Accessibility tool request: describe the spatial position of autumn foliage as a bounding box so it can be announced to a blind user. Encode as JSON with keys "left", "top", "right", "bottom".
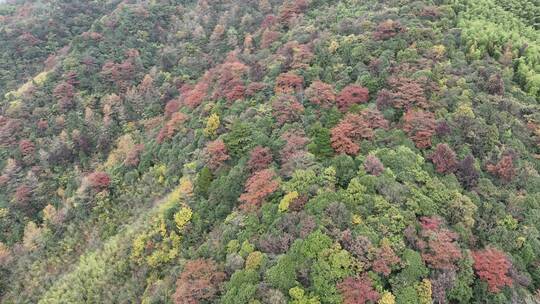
{"left": 182, "top": 57, "right": 249, "bottom": 108}
{"left": 417, "top": 217, "right": 462, "bottom": 271}
{"left": 203, "top": 139, "right": 230, "bottom": 171}
{"left": 211, "top": 59, "right": 249, "bottom": 103}
{"left": 336, "top": 84, "right": 369, "bottom": 111}
{"left": 486, "top": 155, "right": 516, "bottom": 183}
{"left": 100, "top": 50, "right": 140, "bottom": 91}
{"left": 164, "top": 99, "right": 181, "bottom": 117}
{"left": 364, "top": 154, "right": 384, "bottom": 176}
{"left": 472, "top": 248, "right": 513, "bottom": 293}
{"left": 53, "top": 81, "right": 75, "bottom": 110}
{"left": 173, "top": 259, "right": 226, "bottom": 304}
{"left": 157, "top": 112, "right": 188, "bottom": 143}
{"left": 239, "top": 169, "right": 279, "bottom": 210}
{"left": 183, "top": 79, "right": 209, "bottom": 109}
{"left": 14, "top": 184, "right": 32, "bottom": 205}
{"left": 429, "top": 143, "right": 457, "bottom": 173}
{"left": 338, "top": 274, "right": 380, "bottom": 304}
{"left": 277, "top": 0, "right": 308, "bottom": 25}
{"left": 331, "top": 122, "right": 361, "bottom": 155}
{"left": 247, "top": 146, "right": 273, "bottom": 172}
{"left": 372, "top": 240, "right": 400, "bottom": 276}
{"left": 377, "top": 77, "right": 430, "bottom": 110}
{"left": 18, "top": 139, "right": 35, "bottom": 157}
{"left": 403, "top": 110, "right": 436, "bottom": 149}
{"left": 275, "top": 72, "right": 303, "bottom": 95}
{"left": 272, "top": 94, "right": 304, "bottom": 125}
{"left": 261, "top": 29, "right": 280, "bottom": 49}
{"left": 305, "top": 80, "right": 335, "bottom": 108}
{"left": 87, "top": 171, "right": 110, "bottom": 191}
{"left": 373, "top": 19, "right": 405, "bottom": 40}
{"left": 331, "top": 109, "right": 389, "bottom": 155}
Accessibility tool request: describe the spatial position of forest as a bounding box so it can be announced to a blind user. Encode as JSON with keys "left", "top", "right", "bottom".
{"left": 0, "top": 0, "right": 539, "bottom": 303}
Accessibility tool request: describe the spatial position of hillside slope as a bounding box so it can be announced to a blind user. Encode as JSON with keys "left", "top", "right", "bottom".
{"left": 0, "top": 0, "right": 539, "bottom": 303}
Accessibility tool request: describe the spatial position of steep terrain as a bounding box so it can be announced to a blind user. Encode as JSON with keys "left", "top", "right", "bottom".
{"left": 0, "top": 0, "right": 539, "bottom": 303}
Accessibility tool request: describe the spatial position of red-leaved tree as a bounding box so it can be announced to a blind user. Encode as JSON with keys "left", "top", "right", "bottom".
{"left": 486, "top": 155, "right": 516, "bottom": 183}
{"left": 183, "top": 80, "right": 209, "bottom": 109}
{"left": 305, "top": 80, "right": 335, "bottom": 108}
{"left": 239, "top": 169, "right": 279, "bottom": 210}
{"left": 377, "top": 77, "right": 430, "bottom": 110}
{"left": 247, "top": 146, "right": 273, "bottom": 172}
{"left": 19, "top": 140, "right": 35, "bottom": 157}
{"left": 173, "top": 259, "right": 226, "bottom": 304}
{"left": 272, "top": 94, "right": 304, "bottom": 125}
{"left": 331, "top": 110, "right": 388, "bottom": 155}
{"left": 164, "top": 99, "right": 181, "bottom": 117}
{"left": 472, "top": 248, "right": 513, "bottom": 293}
{"left": 261, "top": 29, "right": 280, "bottom": 49}
{"left": 429, "top": 143, "right": 457, "bottom": 174}
{"left": 403, "top": 110, "right": 436, "bottom": 149}
{"left": 417, "top": 217, "right": 462, "bottom": 271}
{"left": 372, "top": 241, "right": 400, "bottom": 276}
{"left": 87, "top": 172, "right": 110, "bottom": 191}
{"left": 331, "top": 122, "right": 360, "bottom": 155}
{"left": 275, "top": 72, "right": 303, "bottom": 95}
{"left": 203, "top": 139, "right": 230, "bottom": 171}
{"left": 338, "top": 274, "right": 380, "bottom": 304}
{"left": 157, "top": 112, "right": 188, "bottom": 143}
{"left": 211, "top": 59, "right": 249, "bottom": 103}
{"left": 53, "top": 81, "right": 75, "bottom": 111}
{"left": 336, "top": 84, "right": 369, "bottom": 111}
{"left": 277, "top": 0, "right": 308, "bottom": 25}
{"left": 14, "top": 184, "right": 32, "bottom": 206}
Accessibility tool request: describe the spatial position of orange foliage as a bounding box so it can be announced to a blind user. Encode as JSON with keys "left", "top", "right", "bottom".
{"left": 377, "top": 77, "right": 430, "bottom": 110}
{"left": 87, "top": 171, "right": 110, "bottom": 191}
{"left": 486, "top": 155, "right": 516, "bottom": 183}
{"left": 417, "top": 217, "right": 462, "bottom": 271}
{"left": 19, "top": 140, "right": 35, "bottom": 157}
{"left": 331, "top": 109, "right": 388, "bottom": 155}
{"left": 157, "top": 112, "right": 188, "bottom": 143}
{"left": 183, "top": 80, "right": 209, "bottom": 109}
{"left": 403, "top": 110, "right": 436, "bottom": 149}
{"left": 429, "top": 143, "right": 457, "bottom": 174}
{"left": 338, "top": 274, "right": 380, "bottom": 304}
{"left": 239, "top": 169, "right": 279, "bottom": 210}
{"left": 336, "top": 84, "right": 369, "bottom": 111}
{"left": 272, "top": 94, "right": 304, "bottom": 125}
{"left": 472, "top": 248, "right": 513, "bottom": 293}
{"left": 173, "top": 259, "right": 226, "bottom": 304}
{"left": 247, "top": 146, "right": 273, "bottom": 172}
{"left": 372, "top": 241, "right": 400, "bottom": 276}
{"left": 331, "top": 122, "right": 360, "bottom": 156}
{"left": 305, "top": 81, "right": 335, "bottom": 108}
{"left": 203, "top": 139, "right": 230, "bottom": 171}
{"left": 275, "top": 72, "right": 303, "bottom": 95}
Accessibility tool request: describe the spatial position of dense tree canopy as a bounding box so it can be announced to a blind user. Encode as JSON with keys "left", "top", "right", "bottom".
{"left": 0, "top": 0, "right": 539, "bottom": 303}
